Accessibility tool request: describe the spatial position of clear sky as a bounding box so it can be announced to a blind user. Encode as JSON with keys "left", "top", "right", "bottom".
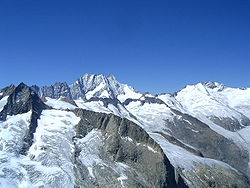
{"left": 0, "top": 0, "right": 249, "bottom": 94}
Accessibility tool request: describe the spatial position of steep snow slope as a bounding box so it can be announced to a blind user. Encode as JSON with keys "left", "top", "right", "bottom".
{"left": 0, "top": 96, "right": 8, "bottom": 112}
{"left": 175, "top": 82, "right": 250, "bottom": 126}
{"left": 124, "top": 100, "right": 174, "bottom": 131}
{"left": 0, "top": 112, "right": 33, "bottom": 187}
{"left": 174, "top": 82, "right": 250, "bottom": 148}
{"left": 0, "top": 110, "right": 80, "bottom": 188}
{"left": 176, "top": 83, "right": 245, "bottom": 119}
{"left": 27, "top": 109, "right": 80, "bottom": 188}
{"left": 45, "top": 97, "right": 77, "bottom": 110}
{"left": 69, "top": 74, "right": 142, "bottom": 100}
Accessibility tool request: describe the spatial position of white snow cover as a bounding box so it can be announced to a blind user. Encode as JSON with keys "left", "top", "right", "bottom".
{"left": 125, "top": 101, "right": 174, "bottom": 132}
{"left": 45, "top": 97, "right": 77, "bottom": 110}
{"left": 0, "top": 111, "right": 33, "bottom": 188}
{"left": 117, "top": 85, "right": 142, "bottom": 103}
{"left": 175, "top": 83, "right": 246, "bottom": 119}
{"left": 74, "top": 99, "right": 140, "bottom": 125}
{"left": 0, "top": 96, "right": 8, "bottom": 112}
{"left": 150, "top": 132, "right": 238, "bottom": 171}
{"left": 0, "top": 111, "right": 32, "bottom": 154}
{"left": 71, "top": 74, "right": 141, "bottom": 101}
{"left": 85, "top": 82, "right": 107, "bottom": 100}
{"left": 157, "top": 94, "right": 183, "bottom": 111}
{"left": 75, "top": 100, "right": 111, "bottom": 114}
{"left": 212, "top": 87, "right": 250, "bottom": 119}
{"left": 0, "top": 109, "right": 80, "bottom": 188}
{"left": 77, "top": 74, "right": 107, "bottom": 93}
{"left": 27, "top": 109, "right": 80, "bottom": 187}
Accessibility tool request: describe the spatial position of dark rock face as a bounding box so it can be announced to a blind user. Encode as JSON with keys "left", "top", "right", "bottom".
{"left": 0, "top": 83, "right": 47, "bottom": 120}
{"left": 69, "top": 80, "right": 86, "bottom": 100}
{"left": 154, "top": 131, "right": 204, "bottom": 157}
{"left": 123, "top": 98, "right": 139, "bottom": 106}
{"left": 202, "top": 81, "right": 226, "bottom": 91}
{"left": 180, "top": 163, "right": 250, "bottom": 188}
{"left": 123, "top": 97, "right": 167, "bottom": 106}
{"left": 59, "top": 96, "right": 78, "bottom": 107}
{"left": 142, "top": 97, "right": 166, "bottom": 105}
{"left": 69, "top": 74, "right": 118, "bottom": 100}
{"left": 30, "top": 85, "right": 40, "bottom": 95}
{"left": 87, "top": 97, "right": 120, "bottom": 108}
{"left": 165, "top": 109, "right": 249, "bottom": 175}
{"left": 73, "top": 109, "right": 184, "bottom": 188}
{"left": 40, "top": 82, "right": 72, "bottom": 99}
{"left": 0, "top": 85, "right": 15, "bottom": 100}
{"left": 0, "top": 83, "right": 48, "bottom": 154}
{"left": 208, "top": 116, "right": 250, "bottom": 131}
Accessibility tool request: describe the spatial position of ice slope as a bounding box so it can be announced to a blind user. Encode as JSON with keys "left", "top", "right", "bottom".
{"left": 44, "top": 96, "right": 141, "bottom": 127}
{"left": 116, "top": 85, "right": 142, "bottom": 103}
{"left": 125, "top": 100, "right": 174, "bottom": 132}
{"left": 0, "top": 111, "right": 33, "bottom": 188}
{"left": 175, "top": 83, "right": 247, "bottom": 120}
{"left": 157, "top": 94, "right": 183, "bottom": 111}
{"left": 208, "top": 86, "right": 250, "bottom": 119}
{"left": 27, "top": 109, "right": 80, "bottom": 187}
{"left": 0, "top": 96, "right": 8, "bottom": 112}
{"left": 0, "top": 110, "right": 80, "bottom": 188}
{"left": 45, "top": 97, "right": 77, "bottom": 110}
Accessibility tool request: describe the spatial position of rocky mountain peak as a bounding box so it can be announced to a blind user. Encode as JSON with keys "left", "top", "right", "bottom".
{"left": 33, "top": 73, "right": 139, "bottom": 101}
{"left": 0, "top": 83, "right": 48, "bottom": 120}
{"left": 202, "top": 81, "right": 226, "bottom": 91}
{"left": 78, "top": 73, "right": 108, "bottom": 92}
{"left": 107, "top": 73, "right": 116, "bottom": 80}
{"left": 39, "top": 82, "right": 72, "bottom": 99}
{"left": 69, "top": 73, "right": 134, "bottom": 100}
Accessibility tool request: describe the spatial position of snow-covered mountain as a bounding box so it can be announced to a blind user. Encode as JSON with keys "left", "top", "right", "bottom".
{"left": 0, "top": 74, "right": 250, "bottom": 188}
{"left": 38, "top": 74, "right": 141, "bottom": 101}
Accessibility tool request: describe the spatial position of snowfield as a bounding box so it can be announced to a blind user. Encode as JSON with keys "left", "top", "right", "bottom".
{"left": 0, "top": 96, "right": 8, "bottom": 112}
{"left": 0, "top": 110, "right": 80, "bottom": 188}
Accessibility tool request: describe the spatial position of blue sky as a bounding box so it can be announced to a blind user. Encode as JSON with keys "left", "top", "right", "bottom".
{"left": 0, "top": 0, "right": 249, "bottom": 94}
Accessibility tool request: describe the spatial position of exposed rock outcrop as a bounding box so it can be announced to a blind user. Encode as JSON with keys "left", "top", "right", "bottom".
{"left": 0, "top": 83, "right": 49, "bottom": 154}
{"left": 73, "top": 109, "right": 183, "bottom": 188}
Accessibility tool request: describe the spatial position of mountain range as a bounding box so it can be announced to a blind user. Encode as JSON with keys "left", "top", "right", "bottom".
{"left": 0, "top": 73, "right": 250, "bottom": 188}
